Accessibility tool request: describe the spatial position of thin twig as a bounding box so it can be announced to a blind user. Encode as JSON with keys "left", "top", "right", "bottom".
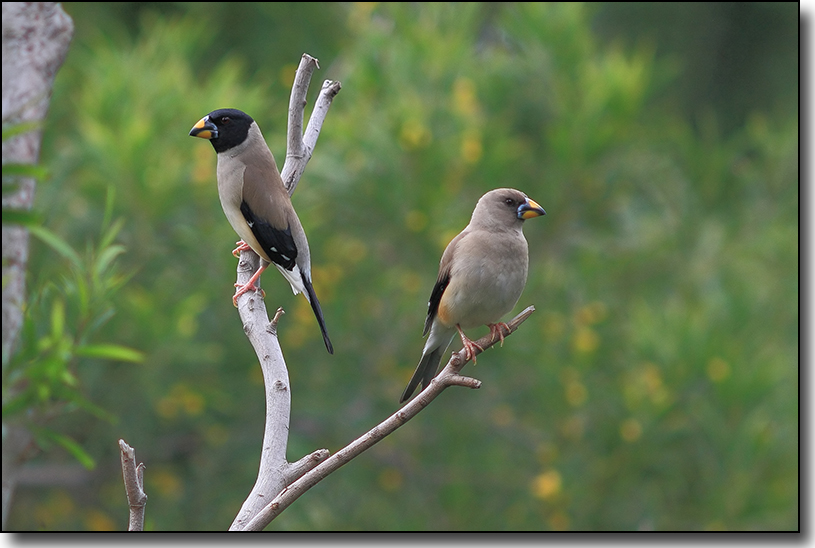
{"left": 281, "top": 54, "right": 342, "bottom": 195}
{"left": 119, "top": 439, "right": 147, "bottom": 531}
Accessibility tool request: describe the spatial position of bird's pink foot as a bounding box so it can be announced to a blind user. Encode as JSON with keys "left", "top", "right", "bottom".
{"left": 232, "top": 282, "right": 266, "bottom": 307}
{"left": 456, "top": 324, "right": 484, "bottom": 364}
{"left": 232, "top": 240, "right": 252, "bottom": 258}
{"left": 488, "top": 322, "right": 510, "bottom": 346}
{"left": 232, "top": 264, "right": 267, "bottom": 307}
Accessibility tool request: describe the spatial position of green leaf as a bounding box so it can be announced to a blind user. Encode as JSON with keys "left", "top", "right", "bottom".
{"left": 36, "top": 382, "right": 51, "bottom": 401}
{"left": 2, "top": 120, "right": 42, "bottom": 141}
{"left": 0, "top": 209, "right": 42, "bottom": 226}
{"left": 28, "top": 224, "right": 83, "bottom": 269}
{"left": 75, "top": 344, "right": 144, "bottom": 363}
{"left": 94, "top": 244, "right": 126, "bottom": 280}
{"left": 1, "top": 162, "right": 49, "bottom": 181}
{"left": 50, "top": 299, "right": 66, "bottom": 340}
{"left": 99, "top": 217, "right": 125, "bottom": 251}
{"left": 61, "top": 369, "right": 78, "bottom": 387}
{"left": 32, "top": 427, "right": 96, "bottom": 470}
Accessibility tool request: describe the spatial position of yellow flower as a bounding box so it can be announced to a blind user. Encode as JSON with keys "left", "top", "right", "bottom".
{"left": 572, "top": 326, "right": 599, "bottom": 354}
{"left": 399, "top": 118, "right": 432, "bottom": 150}
{"left": 452, "top": 77, "right": 479, "bottom": 117}
{"left": 532, "top": 469, "right": 562, "bottom": 500}
{"left": 575, "top": 301, "right": 607, "bottom": 325}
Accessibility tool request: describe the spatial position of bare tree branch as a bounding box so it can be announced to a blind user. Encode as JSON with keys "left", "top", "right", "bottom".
{"left": 241, "top": 306, "right": 537, "bottom": 531}
{"left": 229, "top": 54, "right": 340, "bottom": 531}
{"left": 119, "top": 440, "right": 147, "bottom": 532}
{"left": 281, "top": 53, "right": 342, "bottom": 195}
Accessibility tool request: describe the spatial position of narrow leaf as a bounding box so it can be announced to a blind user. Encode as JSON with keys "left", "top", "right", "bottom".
{"left": 50, "top": 299, "right": 66, "bottom": 340}
{"left": 94, "top": 244, "right": 126, "bottom": 279}
{"left": 2, "top": 120, "right": 42, "bottom": 140}
{"left": 28, "top": 224, "right": 83, "bottom": 269}
{"left": 1, "top": 209, "right": 42, "bottom": 226}
{"left": 75, "top": 344, "right": 144, "bottom": 363}
{"left": 33, "top": 428, "right": 96, "bottom": 470}
{"left": 98, "top": 217, "right": 125, "bottom": 250}
{"left": 2, "top": 163, "right": 49, "bottom": 180}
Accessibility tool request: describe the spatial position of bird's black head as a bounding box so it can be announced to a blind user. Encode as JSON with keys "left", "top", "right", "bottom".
{"left": 189, "top": 108, "right": 255, "bottom": 153}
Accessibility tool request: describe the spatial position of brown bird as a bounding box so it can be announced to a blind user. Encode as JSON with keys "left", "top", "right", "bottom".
{"left": 190, "top": 108, "right": 333, "bottom": 354}
{"left": 400, "top": 188, "right": 545, "bottom": 403}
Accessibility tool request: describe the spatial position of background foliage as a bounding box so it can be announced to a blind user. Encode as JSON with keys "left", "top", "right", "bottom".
{"left": 5, "top": 2, "right": 798, "bottom": 531}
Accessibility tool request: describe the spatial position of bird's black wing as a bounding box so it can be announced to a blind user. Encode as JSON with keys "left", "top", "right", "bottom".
{"left": 423, "top": 270, "right": 449, "bottom": 337}
{"left": 240, "top": 200, "right": 298, "bottom": 271}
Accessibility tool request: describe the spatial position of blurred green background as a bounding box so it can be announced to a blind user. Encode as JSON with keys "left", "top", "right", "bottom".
{"left": 4, "top": 2, "right": 798, "bottom": 531}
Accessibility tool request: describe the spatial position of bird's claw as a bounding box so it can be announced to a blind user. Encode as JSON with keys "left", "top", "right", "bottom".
{"left": 462, "top": 338, "right": 485, "bottom": 364}
{"left": 232, "top": 240, "right": 252, "bottom": 258}
{"left": 488, "top": 322, "right": 510, "bottom": 347}
{"left": 456, "top": 325, "right": 484, "bottom": 364}
{"left": 232, "top": 281, "right": 265, "bottom": 307}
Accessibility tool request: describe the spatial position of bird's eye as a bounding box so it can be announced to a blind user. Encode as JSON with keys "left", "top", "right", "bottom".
{"left": 222, "top": 117, "right": 231, "bottom": 125}
{"left": 505, "top": 198, "right": 515, "bottom": 207}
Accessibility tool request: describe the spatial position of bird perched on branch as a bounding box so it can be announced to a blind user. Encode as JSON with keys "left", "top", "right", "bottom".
{"left": 400, "top": 188, "right": 545, "bottom": 403}
{"left": 189, "top": 108, "right": 333, "bottom": 354}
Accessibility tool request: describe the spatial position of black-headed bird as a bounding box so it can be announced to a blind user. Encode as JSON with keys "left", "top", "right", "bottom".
{"left": 190, "top": 108, "right": 333, "bottom": 354}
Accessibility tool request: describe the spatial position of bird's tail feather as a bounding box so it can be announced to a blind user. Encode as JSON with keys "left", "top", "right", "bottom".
{"left": 399, "top": 346, "right": 445, "bottom": 404}
{"left": 303, "top": 276, "right": 333, "bottom": 354}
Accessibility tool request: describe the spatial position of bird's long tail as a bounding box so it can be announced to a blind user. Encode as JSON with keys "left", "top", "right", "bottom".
{"left": 302, "top": 275, "right": 333, "bottom": 354}
{"left": 400, "top": 345, "right": 446, "bottom": 403}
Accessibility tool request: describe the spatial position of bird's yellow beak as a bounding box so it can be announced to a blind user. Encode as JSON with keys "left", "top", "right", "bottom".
{"left": 518, "top": 198, "right": 546, "bottom": 219}
{"left": 189, "top": 116, "right": 219, "bottom": 140}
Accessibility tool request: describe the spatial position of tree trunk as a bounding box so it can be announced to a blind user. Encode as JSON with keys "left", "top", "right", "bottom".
{"left": 1, "top": 1, "right": 74, "bottom": 529}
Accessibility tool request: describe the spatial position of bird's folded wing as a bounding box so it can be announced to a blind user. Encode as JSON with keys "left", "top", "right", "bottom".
{"left": 240, "top": 164, "right": 299, "bottom": 271}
